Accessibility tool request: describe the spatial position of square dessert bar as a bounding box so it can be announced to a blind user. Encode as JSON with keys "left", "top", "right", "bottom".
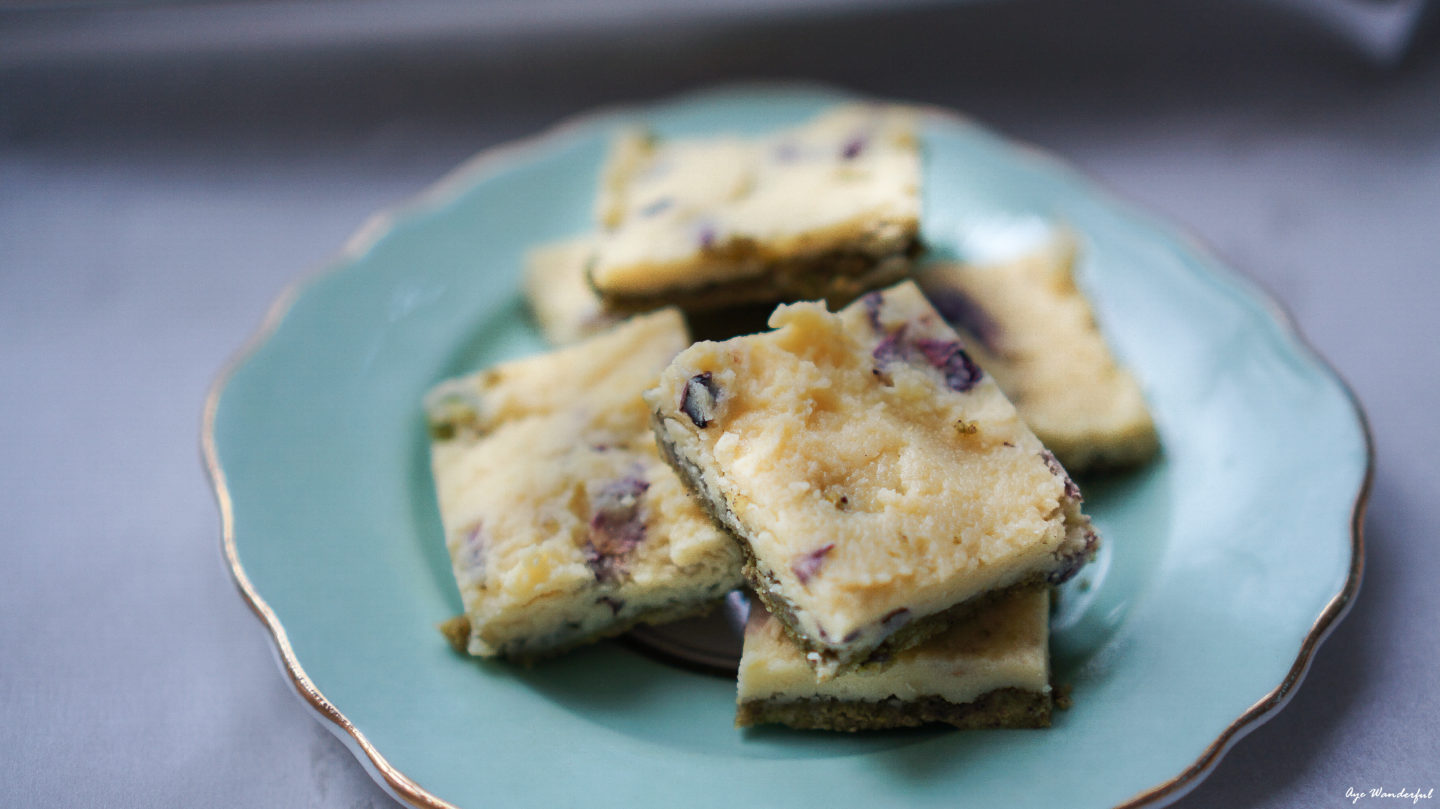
{"left": 522, "top": 235, "right": 622, "bottom": 346}
{"left": 646, "top": 281, "right": 1096, "bottom": 677}
{"left": 916, "top": 229, "right": 1158, "bottom": 471}
{"left": 737, "top": 588, "right": 1052, "bottom": 731}
{"left": 521, "top": 234, "right": 775, "bottom": 347}
{"left": 425, "top": 309, "right": 743, "bottom": 661}
{"left": 588, "top": 104, "right": 923, "bottom": 313}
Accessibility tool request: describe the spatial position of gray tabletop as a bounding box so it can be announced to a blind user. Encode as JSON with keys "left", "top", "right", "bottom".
{"left": 3, "top": 2, "right": 1437, "bottom": 806}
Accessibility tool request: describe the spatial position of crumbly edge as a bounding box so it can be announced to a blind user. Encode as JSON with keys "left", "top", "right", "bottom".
{"left": 735, "top": 687, "right": 1052, "bottom": 731}
{"left": 744, "top": 555, "right": 1056, "bottom": 677}
{"left": 653, "top": 408, "right": 1094, "bottom": 677}
{"left": 438, "top": 591, "right": 727, "bottom": 665}
{"left": 593, "top": 235, "right": 922, "bottom": 315}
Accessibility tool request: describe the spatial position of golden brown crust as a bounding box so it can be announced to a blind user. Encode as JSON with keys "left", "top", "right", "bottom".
{"left": 438, "top": 615, "right": 472, "bottom": 654}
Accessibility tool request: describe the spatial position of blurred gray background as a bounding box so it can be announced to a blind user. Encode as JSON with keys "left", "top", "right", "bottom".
{"left": 3, "top": 1, "right": 1438, "bottom": 806}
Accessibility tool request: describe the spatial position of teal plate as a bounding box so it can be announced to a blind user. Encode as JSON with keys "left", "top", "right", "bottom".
{"left": 203, "top": 85, "right": 1370, "bottom": 809}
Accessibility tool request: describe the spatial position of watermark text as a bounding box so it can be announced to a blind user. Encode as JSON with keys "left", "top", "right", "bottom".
{"left": 1346, "top": 787, "right": 1434, "bottom": 806}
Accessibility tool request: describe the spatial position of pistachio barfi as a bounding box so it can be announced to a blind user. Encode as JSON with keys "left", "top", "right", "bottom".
{"left": 916, "top": 229, "right": 1158, "bottom": 471}
{"left": 589, "top": 104, "right": 923, "bottom": 313}
{"left": 522, "top": 235, "right": 621, "bottom": 345}
{"left": 426, "top": 309, "right": 743, "bottom": 661}
{"left": 736, "top": 588, "right": 1052, "bottom": 731}
{"left": 646, "top": 281, "right": 1096, "bottom": 677}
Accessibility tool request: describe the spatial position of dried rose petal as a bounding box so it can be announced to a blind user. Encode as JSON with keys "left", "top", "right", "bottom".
{"left": 461, "top": 522, "right": 486, "bottom": 577}
{"left": 583, "top": 475, "right": 649, "bottom": 583}
{"left": 791, "top": 543, "right": 835, "bottom": 585}
{"left": 914, "top": 338, "right": 983, "bottom": 392}
{"left": 879, "top": 608, "right": 912, "bottom": 638}
{"left": 871, "top": 325, "right": 908, "bottom": 366}
{"left": 871, "top": 327, "right": 982, "bottom": 393}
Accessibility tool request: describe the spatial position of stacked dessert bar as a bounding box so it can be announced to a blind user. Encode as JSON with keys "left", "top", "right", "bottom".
{"left": 427, "top": 309, "right": 744, "bottom": 661}
{"left": 428, "top": 104, "right": 1157, "bottom": 731}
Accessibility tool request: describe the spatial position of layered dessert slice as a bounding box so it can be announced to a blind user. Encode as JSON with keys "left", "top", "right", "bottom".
{"left": 522, "top": 235, "right": 621, "bottom": 346}
{"left": 646, "top": 281, "right": 1096, "bottom": 677}
{"left": 736, "top": 588, "right": 1052, "bottom": 731}
{"left": 521, "top": 234, "right": 777, "bottom": 346}
{"left": 426, "top": 309, "right": 743, "bottom": 661}
{"left": 588, "top": 104, "right": 923, "bottom": 313}
{"left": 916, "top": 228, "right": 1158, "bottom": 471}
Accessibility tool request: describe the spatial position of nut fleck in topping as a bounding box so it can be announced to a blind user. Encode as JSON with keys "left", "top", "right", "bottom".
{"left": 423, "top": 383, "right": 485, "bottom": 440}
{"left": 1048, "top": 527, "right": 1100, "bottom": 584}
{"left": 680, "top": 372, "right": 721, "bottom": 428}
{"left": 1040, "top": 449, "right": 1082, "bottom": 502}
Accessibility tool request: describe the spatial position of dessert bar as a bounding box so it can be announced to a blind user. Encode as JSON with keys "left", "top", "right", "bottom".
{"left": 736, "top": 588, "right": 1052, "bottom": 731}
{"left": 589, "top": 104, "right": 922, "bottom": 313}
{"left": 647, "top": 281, "right": 1096, "bottom": 677}
{"left": 427, "top": 309, "right": 743, "bottom": 660}
{"left": 917, "top": 230, "right": 1158, "bottom": 471}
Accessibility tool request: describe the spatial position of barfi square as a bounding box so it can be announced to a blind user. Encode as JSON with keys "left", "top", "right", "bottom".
{"left": 522, "top": 235, "right": 621, "bottom": 346}
{"left": 588, "top": 104, "right": 923, "bottom": 313}
{"left": 917, "top": 228, "right": 1158, "bottom": 471}
{"left": 646, "top": 281, "right": 1096, "bottom": 677}
{"left": 426, "top": 309, "right": 743, "bottom": 661}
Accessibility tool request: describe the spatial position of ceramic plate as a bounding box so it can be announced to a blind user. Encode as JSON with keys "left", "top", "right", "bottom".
{"left": 204, "top": 85, "right": 1369, "bottom": 809}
